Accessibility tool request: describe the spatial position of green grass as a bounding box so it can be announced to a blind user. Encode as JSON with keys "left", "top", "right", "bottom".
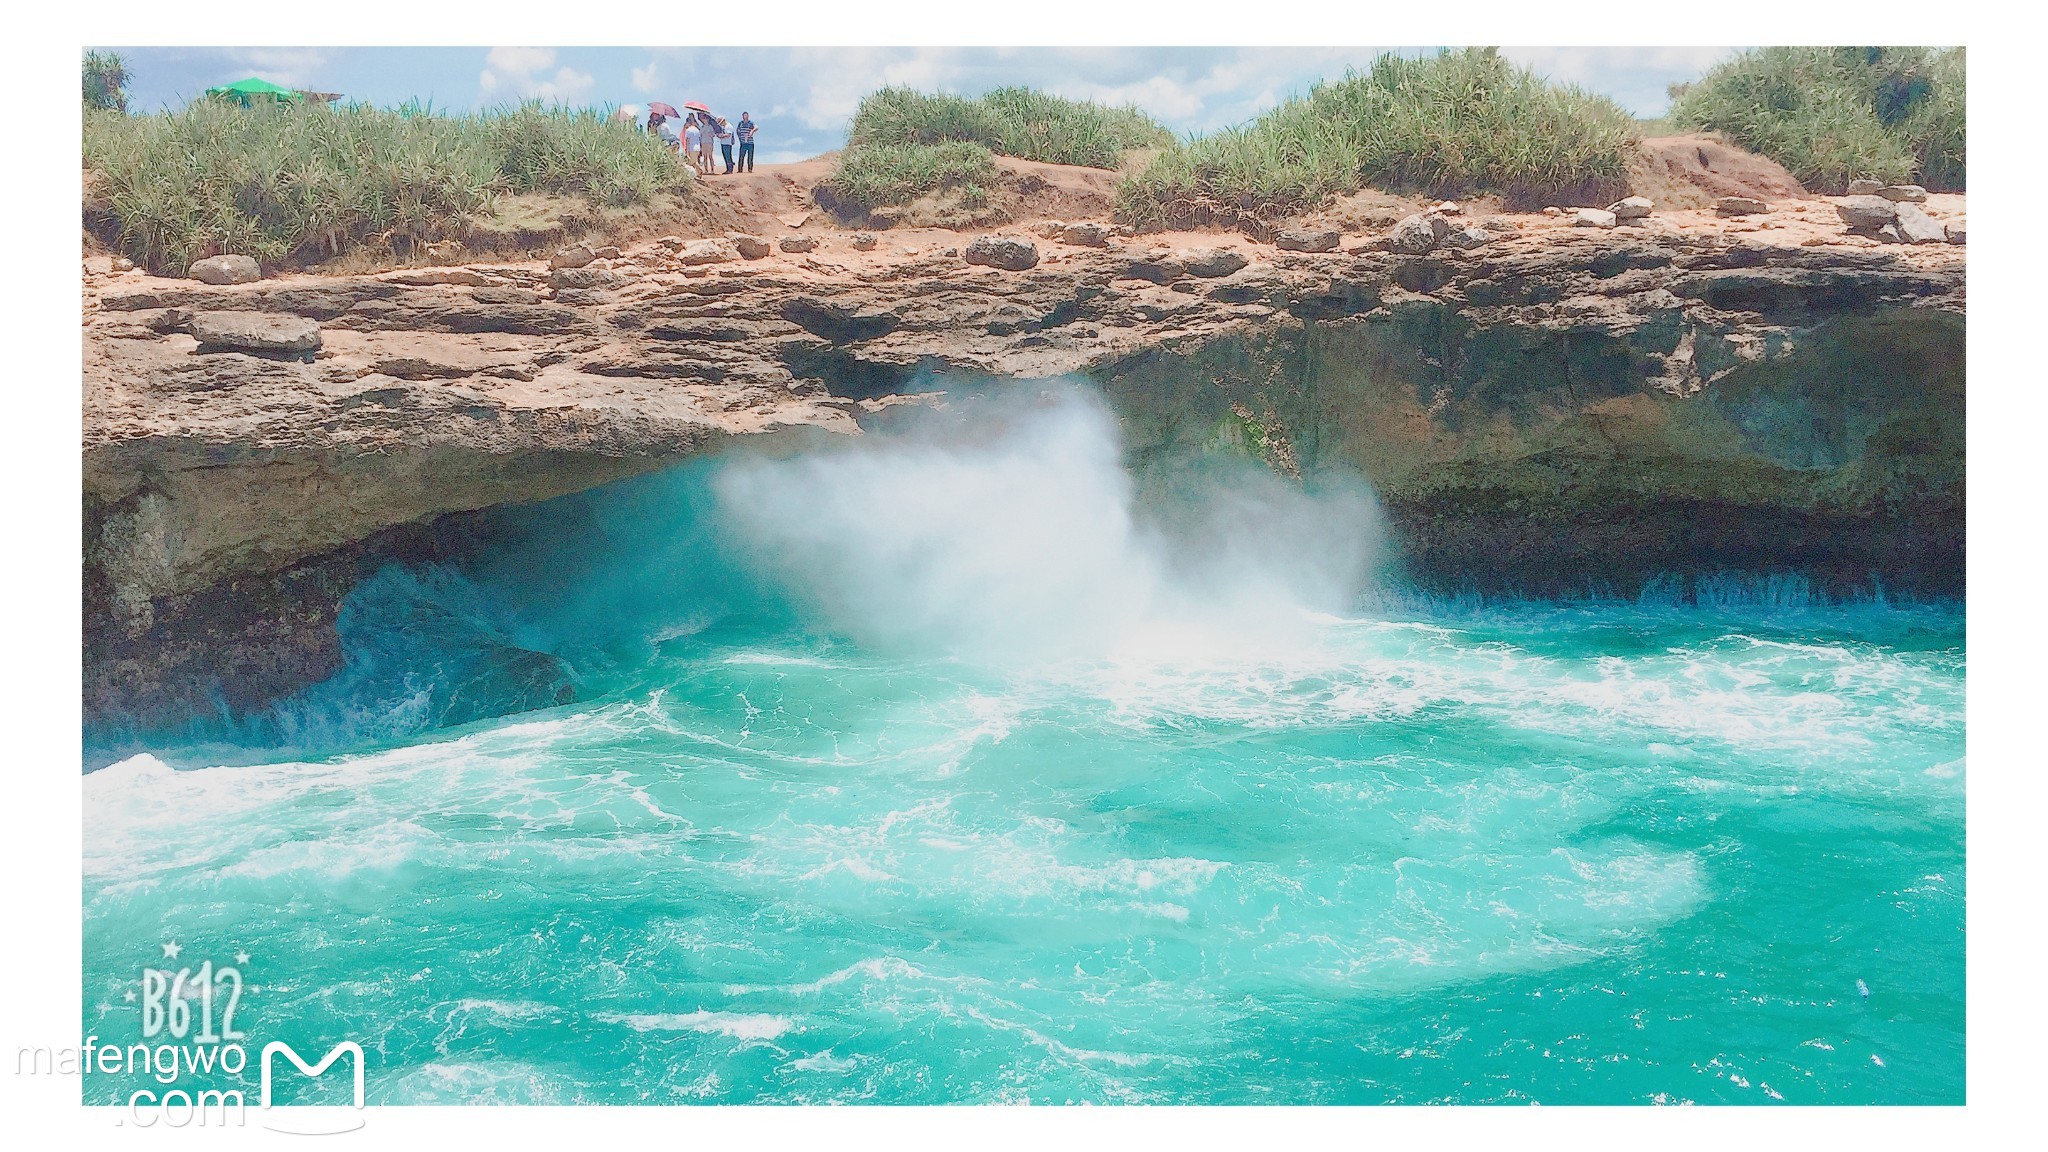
{"left": 1114, "top": 48, "right": 1641, "bottom": 232}
{"left": 83, "top": 99, "right": 695, "bottom": 272}
{"left": 1667, "top": 47, "right": 1965, "bottom": 193}
{"left": 846, "top": 85, "right": 1172, "bottom": 169}
{"left": 817, "top": 141, "right": 1000, "bottom": 215}
{"left": 817, "top": 86, "right": 1172, "bottom": 215}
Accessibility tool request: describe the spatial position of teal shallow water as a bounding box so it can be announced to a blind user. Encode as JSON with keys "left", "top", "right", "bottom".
{"left": 83, "top": 597, "right": 1963, "bottom": 1104}
{"left": 80, "top": 394, "right": 1965, "bottom": 1104}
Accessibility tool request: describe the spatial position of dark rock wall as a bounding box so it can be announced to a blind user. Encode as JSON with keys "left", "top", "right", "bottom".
{"left": 1095, "top": 307, "right": 1963, "bottom": 597}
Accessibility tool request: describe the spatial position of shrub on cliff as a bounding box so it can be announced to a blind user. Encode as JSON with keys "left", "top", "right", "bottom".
{"left": 1668, "top": 47, "right": 1965, "bottom": 193}
{"left": 83, "top": 50, "right": 128, "bottom": 112}
{"left": 83, "top": 99, "right": 695, "bottom": 272}
{"left": 816, "top": 86, "right": 1171, "bottom": 215}
{"left": 1113, "top": 48, "right": 1641, "bottom": 232}
{"left": 816, "top": 140, "right": 1001, "bottom": 216}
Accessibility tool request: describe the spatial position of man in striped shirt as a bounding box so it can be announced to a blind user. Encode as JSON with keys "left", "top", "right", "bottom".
{"left": 735, "top": 113, "right": 757, "bottom": 172}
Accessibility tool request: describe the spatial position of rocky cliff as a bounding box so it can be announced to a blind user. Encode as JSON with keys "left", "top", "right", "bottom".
{"left": 83, "top": 209, "right": 1965, "bottom": 736}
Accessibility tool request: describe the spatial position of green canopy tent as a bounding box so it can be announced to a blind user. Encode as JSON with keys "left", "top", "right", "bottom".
{"left": 205, "top": 77, "right": 304, "bottom": 106}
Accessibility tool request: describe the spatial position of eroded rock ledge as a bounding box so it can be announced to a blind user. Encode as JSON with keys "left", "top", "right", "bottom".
{"left": 83, "top": 227, "right": 1965, "bottom": 733}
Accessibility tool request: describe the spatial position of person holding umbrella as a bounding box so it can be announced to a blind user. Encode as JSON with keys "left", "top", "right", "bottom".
{"left": 682, "top": 101, "right": 718, "bottom": 175}
{"left": 682, "top": 114, "right": 707, "bottom": 173}
{"left": 646, "top": 102, "right": 683, "bottom": 152}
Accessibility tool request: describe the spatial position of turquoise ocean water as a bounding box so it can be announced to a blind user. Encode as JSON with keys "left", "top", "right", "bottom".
{"left": 82, "top": 391, "right": 1964, "bottom": 1105}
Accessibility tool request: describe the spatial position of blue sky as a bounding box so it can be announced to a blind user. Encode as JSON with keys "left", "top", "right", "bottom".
{"left": 98, "top": 46, "right": 1739, "bottom": 165}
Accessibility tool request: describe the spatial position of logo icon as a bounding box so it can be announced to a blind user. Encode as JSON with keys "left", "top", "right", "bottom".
{"left": 259, "top": 1041, "right": 366, "bottom": 1134}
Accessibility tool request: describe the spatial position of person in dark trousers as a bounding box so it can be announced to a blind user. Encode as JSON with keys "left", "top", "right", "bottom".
{"left": 714, "top": 116, "right": 735, "bottom": 174}
{"left": 735, "top": 112, "right": 757, "bottom": 172}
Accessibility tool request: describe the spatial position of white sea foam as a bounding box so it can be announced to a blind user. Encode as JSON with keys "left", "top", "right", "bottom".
{"left": 596, "top": 1010, "right": 795, "bottom": 1040}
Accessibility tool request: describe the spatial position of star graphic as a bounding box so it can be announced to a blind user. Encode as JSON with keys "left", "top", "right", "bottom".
{"left": 162, "top": 941, "right": 181, "bottom": 961}
{"left": 234, "top": 951, "right": 250, "bottom": 966}
{"left": 124, "top": 989, "right": 136, "bottom": 1002}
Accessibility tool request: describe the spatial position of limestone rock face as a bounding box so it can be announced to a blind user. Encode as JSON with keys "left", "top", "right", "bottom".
{"left": 188, "top": 255, "right": 262, "bottom": 285}
{"left": 82, "top": 221, "right": 1966, "bottom": 740}
{"left": 550, "top": 266, "right": 625, "bottom": 289}
{"left": 1879, "top": 185, "right": 1929, "bottom": 202}
{"left": 1275, "top": 226, "right": 1341, "bottom": 253}
{"left": 1608, "top": 196, "right": 1654, "bottom": 219}
{"left": 189, "top": 311, "right": 321, "bottom": 356}
{"left": 1575, "top": 208, "right": 1618, "bottom": 229}
{"left": 963, "top": 235, "right": 1040, "bottom": 271}
{"left": 1837, "top": 196, "right": 1900, "bottom": 230}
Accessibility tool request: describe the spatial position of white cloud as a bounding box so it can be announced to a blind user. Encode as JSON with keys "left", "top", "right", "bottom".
{"left": 479, "top": 46, "right": 595, "bottom": 103}
{"left": 222, "top": 48, "right": 331, "bottom": 90}
{"left": 1502, "top": 47, "right": 1742, "bottom": 114}
{"left": 632, "top": 61, "right": 661, "bottom": 95}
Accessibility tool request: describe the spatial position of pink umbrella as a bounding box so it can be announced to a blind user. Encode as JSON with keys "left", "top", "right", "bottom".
{"left": 681, "top": 101, "right": 711, "bottom": 114}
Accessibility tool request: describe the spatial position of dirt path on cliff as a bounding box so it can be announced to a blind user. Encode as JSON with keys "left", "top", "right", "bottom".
{"left": 654, "top": 137, "right": 1958, "bottom": 282}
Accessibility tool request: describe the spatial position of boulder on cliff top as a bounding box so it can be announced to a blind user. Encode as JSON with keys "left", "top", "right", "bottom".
{"left": 964, "top": 235, "right": 1041, "bottom": 271}
{"left": 779, "top": 234, "right": 819, "bottom": 253}
{"left": 678, "top": 239, "right": 740, "bottom": 265}
{"left": 1389, "top": 212, "right": 1450, "bottom": 254}
{"left": 1945, "top": 220, "right": 1967, "bottom": 245}
{"left": 1179, "top": 248, "right": 1250, "bottom": 278}
{"left": 1574, "top": 208, "right": 1618, "bottom": 229}
{"left": 1275, "top": 226, "right": 1341, "bottom": 253}
{"left": 730, "top": 234, "right": 771, "bottom": 260}
{"left": 1836, "top": 195, "right": 1899, "bottom": 230}
{"left": 1443, "top": 225, "right": 1495, "bottom": 250}
{"left": 190, "top": 311, "right": 320, "bottom": 356}
{"left": 1060, "top": 222, "right": 1111, "bottom": 248}
{"left": 188, "top": 255, "right": 262, "bottom": 285}
{"left": 1847, "top": 179, "right": 1885, "bottom": 196}
{"left": 1608, "top": 196, "right": 1654, "bottom": 219}
{"left": 549, "top": 245, "right": 596, "bottom": 270}
{"left": 850, "top": 232, "right": 879, "bottom": 251}
{"left": 1879, "top": 185, "right": 1929, "bottom": 203}
{"left": 1124, "top": 258, "right": 1183, "bottom": 283}
{"left": 1714, "top": 196, "right": 1769, "bottom": 216}
{"left": 1894, "top": 203, "right": 1948, "bottom": 245}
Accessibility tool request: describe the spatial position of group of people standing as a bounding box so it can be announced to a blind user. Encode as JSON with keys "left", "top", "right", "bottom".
{"left": 645, "top": 106, "right": 757, "bottom": 175}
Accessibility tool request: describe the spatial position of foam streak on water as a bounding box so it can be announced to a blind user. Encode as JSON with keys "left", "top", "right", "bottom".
{"left": 81, "top": 386, "right": 1964, "bottom": 1105}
